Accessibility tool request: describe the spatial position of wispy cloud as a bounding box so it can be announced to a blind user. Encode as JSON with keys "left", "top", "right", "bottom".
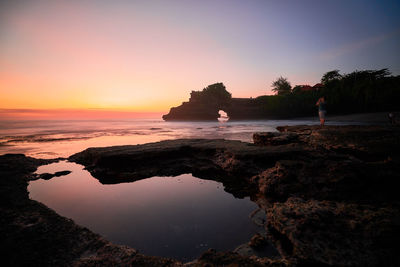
{"left": 318, "top": 29, "right": 400, "bottom": 61}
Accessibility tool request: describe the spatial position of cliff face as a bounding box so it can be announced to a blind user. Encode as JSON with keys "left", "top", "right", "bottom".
{"left": 163, "top": 82, "right": 235, "bottom": 121}
{"left": 162, "top": 82, "right": 300, "bottom": 121}
{"left": 162, "top": 97, "right": 267, "bottom": 121}
{"left": 162, "top": 101, "right": 222, "bottom": 121}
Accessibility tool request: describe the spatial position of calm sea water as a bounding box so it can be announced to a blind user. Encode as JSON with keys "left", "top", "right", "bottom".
{"left": 0, "top": 118, "right": 320, "bottom": 158}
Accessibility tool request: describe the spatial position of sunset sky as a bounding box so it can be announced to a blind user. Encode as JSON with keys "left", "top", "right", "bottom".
{"left": 1, "top": 0, "right": 399, "bottom": 118}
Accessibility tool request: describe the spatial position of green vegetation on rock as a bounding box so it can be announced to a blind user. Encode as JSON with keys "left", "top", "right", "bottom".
{"left": 271, "top": 76, "right": 292, "bottom": 96}
{"left": 189, "top": 83, "right": 232, "bottom": 106}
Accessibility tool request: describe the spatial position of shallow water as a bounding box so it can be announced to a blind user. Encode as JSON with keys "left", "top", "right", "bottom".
{"left": 0, "top": 118, "right": 322, "bottom": 158}
{"left": 29, "top": 161, "right": 261, "bottom": 261}
{"left": 0, "top": 116, "right": 377, "bottom": 159}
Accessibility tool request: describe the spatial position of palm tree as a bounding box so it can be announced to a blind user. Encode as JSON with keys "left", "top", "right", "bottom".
{"left": 271, "top": 76, "right": 291, "bottom": 95}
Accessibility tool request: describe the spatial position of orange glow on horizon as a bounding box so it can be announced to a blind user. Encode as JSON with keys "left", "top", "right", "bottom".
{"left": 0, "top": 1, "right": 281, "bottom": 115}
{"left": 0, "top": 108, "right": 164, "bottom": 120}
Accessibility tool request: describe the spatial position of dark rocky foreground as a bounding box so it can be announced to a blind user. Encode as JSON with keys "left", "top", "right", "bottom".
{"left": 1, "top": 125, "right": 400, "bottom": 266}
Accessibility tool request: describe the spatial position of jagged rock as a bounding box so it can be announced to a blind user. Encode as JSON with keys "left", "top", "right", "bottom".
{"left": 248, "top": 233, "right": 267, "bottom": 248}
{"left": 253, "top": 132, "right": 299, "bottom": 146}
{"left": 2, "top": 125, "right": 400, "bottom": 266}
{"left": 234, "top": 240, "right": 280, "bottom": 259}
{"left": 250, "top": 208, "right": 267, "bottom": 227}
{"left": 266, "top": 197, "right": 400, "bottom": 266}
{"left": 277, "top": 125, "right": 400, "bottom": 161}
{"left": 32, "top": 170, "right": 72, "bottom": 181}
{"left": 68, "top": 138, "right": 308, "bottom": 198}
{"left": 252, "top": 158, "right": 400, "bottom": 204}
{"left": 0, "top": 154, "right": 55, "bottom": 206}
{"left": 190, "top": 248, "right": 290, "bottom": 267}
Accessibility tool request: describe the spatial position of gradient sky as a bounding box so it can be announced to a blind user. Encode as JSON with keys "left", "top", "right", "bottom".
{"left": 1, "top": 0, "right": 399, "bottom": 115}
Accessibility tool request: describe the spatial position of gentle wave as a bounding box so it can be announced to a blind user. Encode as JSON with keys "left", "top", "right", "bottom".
{"left": 0, "top": 119, "right": 322, "bottom": 158}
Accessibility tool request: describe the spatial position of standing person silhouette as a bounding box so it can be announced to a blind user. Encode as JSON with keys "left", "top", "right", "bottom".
{"left": 316, "top": 97, "right": 327, "bottom": 126}
{"left": 388, "top": 112, "right": 396, "bottom": 125}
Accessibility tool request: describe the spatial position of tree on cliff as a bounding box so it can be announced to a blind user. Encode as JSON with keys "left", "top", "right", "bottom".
{"left": 190, "top": 83, "right": 232, "bottom": 106}
{"left": 271, "top": 77, "right": 292, "bottom": 95}
{"left": 320, "top": 68, "right": 398, "bottom": 113}
{"left": 321, "top": 70, "right": 342, "bottom": 84}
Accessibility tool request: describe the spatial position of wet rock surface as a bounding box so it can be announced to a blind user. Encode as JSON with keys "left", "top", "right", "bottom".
{"left": 255, "top": 126, "right": 400, "bottom": 266}
{"left": 253, "top": 132, "right": 298, "bottom": 146}
{"left": 191, "top": 249, "right": 289, "bottom": 267}
{"left": 31, "top": 170, "right": 72, "bottom": 181}
{"left": 248, "top": 233, "right": 268, "bottom": 248}
{"left": 0, "top": 154, "right": 181, "bottom": 267}
{"left": 1, "top": 125, "right": 400, "bottom": 266}
{"left": 267, "top": 197, "right": 399, "bottom": 267}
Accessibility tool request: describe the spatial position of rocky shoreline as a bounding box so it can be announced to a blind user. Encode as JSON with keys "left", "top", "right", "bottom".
{"left": 1, "top": 125, "right": 399, "bottom": 266}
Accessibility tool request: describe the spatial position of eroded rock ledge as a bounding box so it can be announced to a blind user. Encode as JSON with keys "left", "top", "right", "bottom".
{"left": 1, "top": 125, "right": 400, "bottom": 266}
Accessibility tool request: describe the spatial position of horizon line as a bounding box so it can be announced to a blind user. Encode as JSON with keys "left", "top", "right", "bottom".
{"left": 0, "top": 108, "right": 166, "bottom": 120}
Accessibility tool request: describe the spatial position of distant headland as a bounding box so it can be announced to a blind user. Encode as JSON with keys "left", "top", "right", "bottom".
{"left": 162, "top": 69, "right": 400, "bottom": 121}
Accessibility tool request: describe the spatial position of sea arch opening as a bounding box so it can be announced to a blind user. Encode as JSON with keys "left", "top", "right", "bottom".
{"left": 218, "top": 110, "right": 229, "bottom": 122}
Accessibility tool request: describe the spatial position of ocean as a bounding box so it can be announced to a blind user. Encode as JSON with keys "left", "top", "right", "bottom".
{"left": 0, "top": 118, "right": 321, "bottom": 158}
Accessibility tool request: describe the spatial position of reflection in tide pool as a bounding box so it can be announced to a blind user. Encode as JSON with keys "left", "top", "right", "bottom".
{"left": 29, "top": 161, "right": 261, "bottom": 262}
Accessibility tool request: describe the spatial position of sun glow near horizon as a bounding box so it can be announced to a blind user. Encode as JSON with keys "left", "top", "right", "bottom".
{"left": 1, "top": 1, "right": 399, "bottom": 117}
{"left": 0, "top": 1, "right": 236, "bottom": 113}
{"left": 0, "top": 108, "right": 165, "bottom": 120}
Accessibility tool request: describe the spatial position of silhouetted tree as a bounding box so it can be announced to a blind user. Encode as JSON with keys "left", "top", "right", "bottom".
{"left": 203, "top": 83, "right": 231, "bottom": 104}
{"left": 321, "top": 70, "right": 342, "bottom": 84}
{"left": 319, "top": 68, "right": 398, "bottom": 113}
{"left": 189, "top": 83, "right": 231, "bottom": 106}
{"left": 271, "top": 76, "right": 291, "bottom": 95}
{"left": 292, "top": 85, "right": 303, "bottom": 94}
{"left": 262, "top": 68, "right": 399, "bottom": 117}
